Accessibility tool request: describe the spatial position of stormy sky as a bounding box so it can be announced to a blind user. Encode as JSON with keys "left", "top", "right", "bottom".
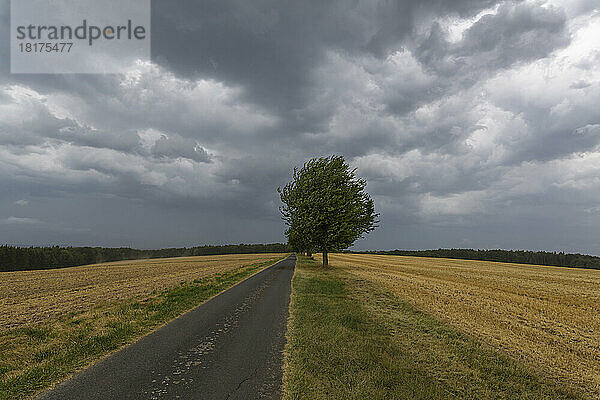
{"left": 1, "top": 0, "right": 599, "bottom": 253}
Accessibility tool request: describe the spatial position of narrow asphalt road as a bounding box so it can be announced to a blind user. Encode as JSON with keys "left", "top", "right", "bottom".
{"left": 36, "top": 254, "right": 296, "bottom": 400}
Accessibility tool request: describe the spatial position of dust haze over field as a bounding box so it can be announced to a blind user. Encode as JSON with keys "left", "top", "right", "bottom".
{"left": 1, "top": 0, "right": 600, "bottom": 253}
{"left": 318, "top": 253, "right": 600, "bottom": 398}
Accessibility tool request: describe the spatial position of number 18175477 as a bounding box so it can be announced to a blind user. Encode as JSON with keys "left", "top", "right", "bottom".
{"left": 18, "top": 42, "right": 73, "bottom": 53}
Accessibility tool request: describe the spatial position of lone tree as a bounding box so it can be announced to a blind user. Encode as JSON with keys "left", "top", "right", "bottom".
{"left": 278, "top": 155, "right": 379, "bottom": 266}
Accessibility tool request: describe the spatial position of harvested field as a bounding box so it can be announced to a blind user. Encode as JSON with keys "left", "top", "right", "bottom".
{"left": 1, "top": 254, "right": 285, "bottom": 399}
{"left": 316, "top": 253, "right": 600, "bottom": 399}
{"left": 0, "top": 253, "right": 285, "bottom": 330}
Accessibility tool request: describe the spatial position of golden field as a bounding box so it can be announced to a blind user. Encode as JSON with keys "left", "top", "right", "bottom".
{"left": 316, "top": 253, "right": 600, "bottom": 398}
{"left": 0, "top": 253, "right": 285, "bottom": 331}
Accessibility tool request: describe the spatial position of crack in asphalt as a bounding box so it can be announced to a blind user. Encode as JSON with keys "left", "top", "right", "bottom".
{"left": 224, "top": 366, "right": 259, "bottom": 400}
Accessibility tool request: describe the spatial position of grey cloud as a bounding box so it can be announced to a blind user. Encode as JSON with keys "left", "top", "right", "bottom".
{"left": 460, "top": 2, "right": 568, "bottom": 60}
{"left": 575, "top": 50, "right": 600, "bottom": 70}
{"left": 415, "top": 2, "right": 569, "bottom": 81}
{"left": 152, "top": 134, "right": 212, "bottom": 163}
{"left": 46, "top": 125, "right": 144, "bottom": 154}
{"left": 150, "top": 0, "right": 505, "bottom": 134}
{"left": 570, "top": 80, "right": 591, "bottom": 89}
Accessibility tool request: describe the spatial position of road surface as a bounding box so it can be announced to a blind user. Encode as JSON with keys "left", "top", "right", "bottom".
{"left": 36, "top": 254, "right": 296, "bottom": 400}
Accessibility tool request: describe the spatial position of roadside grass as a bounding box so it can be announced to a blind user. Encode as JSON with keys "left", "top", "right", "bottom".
{"left": 0, "top": 256, "right": 284, "bottom": 400}
{"left": 282, "top": 255, "right": 580, "bottom": 400}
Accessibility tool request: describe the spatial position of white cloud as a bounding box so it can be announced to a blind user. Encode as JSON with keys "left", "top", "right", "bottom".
{"left": 1, "top": 216, "right": 43, "bottom": 225}
{"left": 437, "top": 4, "right": 502, "bottom": 43}
{"left": 419, "top": 191, "right": 487, "bottom": 217}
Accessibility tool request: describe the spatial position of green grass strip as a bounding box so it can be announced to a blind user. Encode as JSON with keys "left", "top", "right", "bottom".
{"left": 283, "top": 256, "right": 580, "bottom": 400}
{"left": 0, "top": 256, "right": 284, "bottom": 400}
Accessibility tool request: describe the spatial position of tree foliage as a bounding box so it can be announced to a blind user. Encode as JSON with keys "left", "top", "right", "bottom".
{"left": 278, "top": 155, "right": 378, "bottom": 265}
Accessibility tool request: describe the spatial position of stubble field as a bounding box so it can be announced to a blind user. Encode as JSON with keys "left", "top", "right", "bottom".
{"left": 0, "top": 253, "right": 284, "bottom": 330}
{"left": 0, "top": 253, "right": 285, "bottom": 399}
{"left": 316, "top": 253, "right": 600, "bottom": 398}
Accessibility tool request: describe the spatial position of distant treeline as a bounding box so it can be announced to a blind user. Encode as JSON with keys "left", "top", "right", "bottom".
{"left": 356, "top": 249, "right": 600, "bottom": 270}
{"left": 0, "top": 243, "right": 290, "bottom": 272}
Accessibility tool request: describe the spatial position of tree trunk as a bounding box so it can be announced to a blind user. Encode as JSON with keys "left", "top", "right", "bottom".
{"left": 322, "top": 249, "right": 328, "bottom": 267}
{"left": 306, "top": 250, "right": 312, "bottom": 257}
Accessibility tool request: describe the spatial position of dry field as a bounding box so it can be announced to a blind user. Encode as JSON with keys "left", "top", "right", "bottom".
{"left": 0, "top": 253, "right": 285, "bottom": 331}
{"left": 316, "top": 253, "right": 600, "bottom": 398}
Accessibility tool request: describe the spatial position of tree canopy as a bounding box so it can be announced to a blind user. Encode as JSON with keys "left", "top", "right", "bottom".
{"left": 278, "top": 155, "right": 379, "bottom": 266}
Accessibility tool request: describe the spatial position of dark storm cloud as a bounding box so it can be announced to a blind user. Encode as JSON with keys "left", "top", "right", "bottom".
{"left": 150, "top": 0, "right": 504, "bottom": 133}
{"left": 460, "top": 2, "right": 568, "bottom": 58}
{"left": 152, "top": 134, "right": 212, "bottom": 163}
{"left": 412, "top": 1, "right": 569, "bottom": 101}
{"left": 1, "top": 0, "right": 599, "bottom": 253}
{"left": 57, "top": 128, "right": 143, "bottom": 154}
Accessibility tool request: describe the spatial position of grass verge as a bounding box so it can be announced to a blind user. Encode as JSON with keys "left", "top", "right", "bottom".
{"left": 282, "top": 255, "right": 580, "bottom": 400}
{"left": 0, "top": 256, "right": 284, "bottom": 400}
